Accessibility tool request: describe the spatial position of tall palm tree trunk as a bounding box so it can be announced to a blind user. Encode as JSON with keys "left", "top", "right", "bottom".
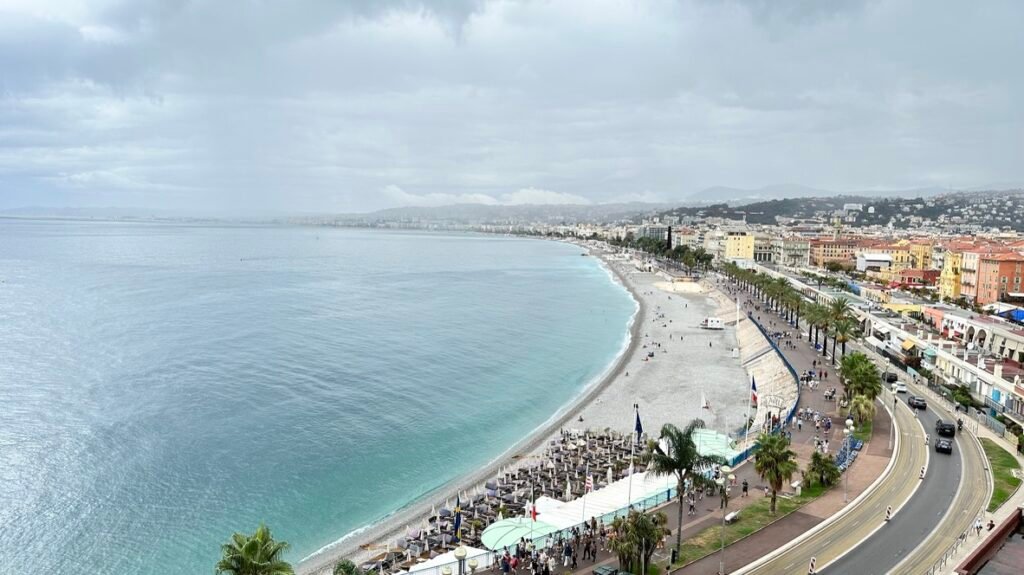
{"left": 832, "top": 337, "right": 838, "bottom": 365}
{"left": 675, "top": 475, "right": 685, "bottom": 553}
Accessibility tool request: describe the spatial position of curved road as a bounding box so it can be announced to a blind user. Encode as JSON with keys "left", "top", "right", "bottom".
{"left": 825, "top": 379, "right": 990, "bottom": 575}
{"left": 737, "top": 390, "right": 928, "bottom": 575}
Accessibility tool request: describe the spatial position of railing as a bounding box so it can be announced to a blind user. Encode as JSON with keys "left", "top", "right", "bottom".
{"left": 922, "top": 512, "right": 986, "bottom": 575}
{"left": 380, "top": 487, "right": 685, "bottom": 575}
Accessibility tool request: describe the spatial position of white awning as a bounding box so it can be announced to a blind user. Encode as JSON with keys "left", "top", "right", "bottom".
{"left": 873, "top": 324, "right": 891, "bottom": 335}
{"left": 865, "top": 336, "right": 884, "bottom": 349}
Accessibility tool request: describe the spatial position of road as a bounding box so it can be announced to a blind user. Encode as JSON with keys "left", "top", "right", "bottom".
{"left": 737, "top": 390, "right": 928, "bottom": 575}
{"left": 823, "top": 379, "right": 990, "bottom": 575}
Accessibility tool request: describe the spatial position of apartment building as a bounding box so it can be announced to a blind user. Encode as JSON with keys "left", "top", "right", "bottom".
{"left": 977, "top": 251, "right": 1024, "bottom": 305}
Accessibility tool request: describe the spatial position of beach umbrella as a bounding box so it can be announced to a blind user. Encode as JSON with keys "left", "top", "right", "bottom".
{"left": 565, "top": 478, "right": 572, "bottom": 501}
{"left": 607, "top": 467, "right": 614, "bottom": 485}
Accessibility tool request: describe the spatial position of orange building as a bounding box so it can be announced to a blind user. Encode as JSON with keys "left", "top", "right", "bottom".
{"left": 976, "top": 251, "right": 1024, "bottom": 305}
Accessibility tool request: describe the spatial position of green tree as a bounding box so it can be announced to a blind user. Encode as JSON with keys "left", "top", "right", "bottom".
{"left": 334, "top": 560, "right": 363, "bottom": 575}
{"left": 608, "top": 509, "right": 669, "bottom": 574}
{"left": 850, "top": 394, "right": 876, "bottom": 424}
{"left": 831, "top": 317, "right": 856, "bottom": 360}
{"left": 804, "top": 451, "right": 841, "bottom": 488}
{"left": 839, "top": 353, "right": 882, "bottom": 401}
{"left": 216, "top": 524, "right": 294, "bottom": 575}
{"left": 754, "top": 434, "right": 798, "bottom": 515}
{"left": 647, "top": 421, "right": 727, "bottom": 554}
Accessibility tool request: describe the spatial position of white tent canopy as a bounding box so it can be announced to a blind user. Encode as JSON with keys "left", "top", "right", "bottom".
{"left": 528, "top": 471, "right": 676, "bottom": 530}
{"left": 401, "top": 546, "right": 492, "bottom": 575}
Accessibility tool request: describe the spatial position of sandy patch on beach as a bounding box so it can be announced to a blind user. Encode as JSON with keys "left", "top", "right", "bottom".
{"left": 299, "top": 249, "right": 768, "bottom": 574}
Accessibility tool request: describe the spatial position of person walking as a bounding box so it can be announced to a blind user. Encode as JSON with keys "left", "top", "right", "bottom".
{"left": 742, "top": 479, "right": 749, "bottom": 497}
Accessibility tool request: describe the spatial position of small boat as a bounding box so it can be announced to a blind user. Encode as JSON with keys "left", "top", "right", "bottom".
{"left": 699, "top": 317, "right": 724, "bottom": 330}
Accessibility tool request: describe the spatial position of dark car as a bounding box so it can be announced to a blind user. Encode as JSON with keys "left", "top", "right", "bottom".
{"left": 908, "top": 395, "right": 927, "bottom": 409}
{"left": 935, "top": 439, "right": 953, "bottom": 454}
{"left": 885, "top": 372, "right": 899, "bottom": 383}
{"left": 935, "top": 420, "right": 956, "bottom": 437}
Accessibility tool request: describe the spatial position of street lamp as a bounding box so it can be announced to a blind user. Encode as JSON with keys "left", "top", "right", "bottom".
{"left": 467, "top": 558, "right": 478, "bottom": 575}
{"left": 844, "top": 418, "right": 854, "bottom": 503}
{"left": 442, "top": 566, "right": 452, "bottom": 575}
{"left": 454, "top": 546, "right": 467, "bottom": 575}
{"left": 717, "top": 465, "right": 733, "bottom": 575}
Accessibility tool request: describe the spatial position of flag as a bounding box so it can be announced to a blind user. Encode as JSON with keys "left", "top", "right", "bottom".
{"left": 452, "top": 495, "right": 462, "bottom": 542}
{"left": 634, "top": 409, "right": 643, "bottom": 441}
{"left": 585, "top": 474, "right": 594, "bottom": 493}
{"left": 530, "top": 502, "right": 539, "bottom": 521}
{"left": 751, "top": 377, "right": 759, "bottom": 406}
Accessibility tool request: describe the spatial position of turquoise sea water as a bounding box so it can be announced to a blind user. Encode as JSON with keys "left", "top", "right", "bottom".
{"left": 0, "top": 221, "right": 635, "bottom": 575}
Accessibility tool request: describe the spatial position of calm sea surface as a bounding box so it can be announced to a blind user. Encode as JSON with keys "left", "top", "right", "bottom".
{"left": 0, "top": 220, "right": 635, "bottom": 575}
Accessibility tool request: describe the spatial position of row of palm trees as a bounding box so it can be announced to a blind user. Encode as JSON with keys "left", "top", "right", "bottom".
{"left": 721, "top": 263, "right": 859, "bottom": 365}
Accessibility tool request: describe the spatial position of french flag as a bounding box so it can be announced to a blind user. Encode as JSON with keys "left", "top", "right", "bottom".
{"left": 751, "top": 377, "right": 759, "bottom": 406}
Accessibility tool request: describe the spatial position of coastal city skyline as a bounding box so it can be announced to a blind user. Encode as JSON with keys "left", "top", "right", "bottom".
{"left": 4, "top": 2, "right": 1024, "bottom": 575}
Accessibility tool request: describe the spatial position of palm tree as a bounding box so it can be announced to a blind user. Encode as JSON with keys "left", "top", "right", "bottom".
{"left": 647, "top": 421, "right": 727, "bottom": 554}
{"left": 839, "top": 353, "right": 883, "bottom": 401}
{"left": 829, "top": 296, "right": 852, "bottom": 323}
{"left": 216, "top": 524, "right": 294, "bottom": 575}
{"left": 804, "top": 451, "right": 841, "bottom": 488}
{"left": 803, "top": 304, "right": 822, "bottom": 346}
{"left": 754, "top": 434, "right": 798, "bottom": 515}
{"left": 850, "top": 394, "right": 876, "bottom": 424}
{"left": 609, "top": 509, "right": 669, "bottom": 574}
{"left": 784, "top": 292, "right": 803, "bottom": 328}
{"left": 832, "top": 317, "right": 856, "bottom": 360}
{"left": 334, "top": 560, "right": 363, "bottom": 575}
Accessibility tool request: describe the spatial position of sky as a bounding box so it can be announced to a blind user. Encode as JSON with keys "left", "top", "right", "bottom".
{"left": 1, "top": 0, "right": 1022, "bottom": 214}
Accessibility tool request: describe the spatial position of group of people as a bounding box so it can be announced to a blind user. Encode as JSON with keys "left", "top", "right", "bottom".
{"left": 496, "top": 516, "right": 633, "bottom": 575}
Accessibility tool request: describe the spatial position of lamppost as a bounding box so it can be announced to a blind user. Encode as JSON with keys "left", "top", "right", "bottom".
{"left": 844, "top": 418, "right": 854, "bottom": 502}
{"left": 454, "top": 545, "right": 467, "bottom": 575}
{"left": 442, "top": 565, "right": 452, "bottom": 575}
{"left": 468, "top": 558, "right": 478, "bottom": 575}
{"left": 717, "top": 465, "right": 733, "bottom": 575}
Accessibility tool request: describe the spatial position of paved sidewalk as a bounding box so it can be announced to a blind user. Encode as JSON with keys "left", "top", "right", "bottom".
{"left": 669, "top": 282, "right": 893, "bottom": 574}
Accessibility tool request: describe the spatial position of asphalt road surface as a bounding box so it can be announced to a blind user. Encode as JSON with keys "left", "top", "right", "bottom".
{"left": 738, "top": 390, "right": 927, "bottom": 575}
{"left": 822, "top": 394, "right": 959, "bottom": 574}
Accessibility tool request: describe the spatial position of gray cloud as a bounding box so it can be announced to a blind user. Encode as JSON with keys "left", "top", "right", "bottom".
{"left": 1, "top": 0, "right": 1021, "bottom": 213}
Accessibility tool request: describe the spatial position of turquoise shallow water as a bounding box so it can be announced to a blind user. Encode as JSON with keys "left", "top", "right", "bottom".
{"left": 0, "top": 221, "right": 635, "bottom": 575}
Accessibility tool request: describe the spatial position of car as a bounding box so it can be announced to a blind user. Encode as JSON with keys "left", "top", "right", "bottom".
{"left": 885, "top": 372, "right": 899, "bottom": 383}
{"left": 935, "top": 439, "right": 953, "bottom": 454}
{"left": 935, "top": 420, "right": 956, "bottom": 437}
{"left": 891, "top": 382, "right": 907, "bottom": 394}
{"left": 907, "top": 395, "right": 927, "bottom": 410}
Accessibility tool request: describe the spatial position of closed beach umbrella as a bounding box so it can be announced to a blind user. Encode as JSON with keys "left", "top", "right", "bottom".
{"left": 607, "top": 467, "right": 614, "bottom": 485}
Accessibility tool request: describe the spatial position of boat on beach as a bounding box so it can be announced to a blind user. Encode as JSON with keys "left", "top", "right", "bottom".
{"left": 699, "top": 317, "right": 724, "bottom": 330}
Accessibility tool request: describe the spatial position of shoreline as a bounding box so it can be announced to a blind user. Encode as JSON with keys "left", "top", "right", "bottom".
{"left": 298, "top": 244, "right": 646, "bottom": 574}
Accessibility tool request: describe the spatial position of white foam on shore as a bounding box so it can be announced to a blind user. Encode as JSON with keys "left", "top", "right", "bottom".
{"left": 299, "top": 244, "right": 640, "bottom": 568}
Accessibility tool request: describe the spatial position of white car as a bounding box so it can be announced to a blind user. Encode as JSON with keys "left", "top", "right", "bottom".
{"left": 891, "top": 382, "right": 908, "bottom": 394}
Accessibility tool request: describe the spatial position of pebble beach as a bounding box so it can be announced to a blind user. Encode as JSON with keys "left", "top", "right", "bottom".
{"left": 299, "top": 246, "right": 765, "bottom": 574}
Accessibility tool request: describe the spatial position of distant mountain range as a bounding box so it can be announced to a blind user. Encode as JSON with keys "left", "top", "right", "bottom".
{"left": 683, "top": 184, "right": 955, "bottom": 205}
{"left": 6, "top": 184, "right": 1024, "bottom": 223}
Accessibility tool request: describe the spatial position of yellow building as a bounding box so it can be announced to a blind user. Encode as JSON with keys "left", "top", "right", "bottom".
{"left": 724, "top": 232, "right": 755, "bottom": 260}
{"left": 939, "top": 251, "right": 963, "bottom": 301}
{"left": 861, "top": 243, "right": 912, "bottom": 271}
{"left": 909, "top": 241, "right": 934, "bottom": 269}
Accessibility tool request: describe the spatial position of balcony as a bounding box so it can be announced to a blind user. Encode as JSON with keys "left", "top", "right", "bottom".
{"left": 985, "top": 395, "right": 1006, "bottom": 413}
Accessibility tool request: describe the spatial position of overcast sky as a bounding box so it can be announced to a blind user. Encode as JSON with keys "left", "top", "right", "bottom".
{"left": 2, "top": 0, "right": 1022, "bottom": 213}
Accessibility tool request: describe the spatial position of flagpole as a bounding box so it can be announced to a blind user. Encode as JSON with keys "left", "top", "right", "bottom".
{"left": 744, "top": 377, "right": 753, "bottom": 450}
{"left": 627, "top": 403, "right": 638, "bottom": 511}
{"left": 581, "top": 463, "right": 589, "bottom": 523}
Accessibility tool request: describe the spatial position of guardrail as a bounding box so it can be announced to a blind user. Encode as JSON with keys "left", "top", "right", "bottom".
{"left": 922, "top": 512, "right": 986, "bottom": 575}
